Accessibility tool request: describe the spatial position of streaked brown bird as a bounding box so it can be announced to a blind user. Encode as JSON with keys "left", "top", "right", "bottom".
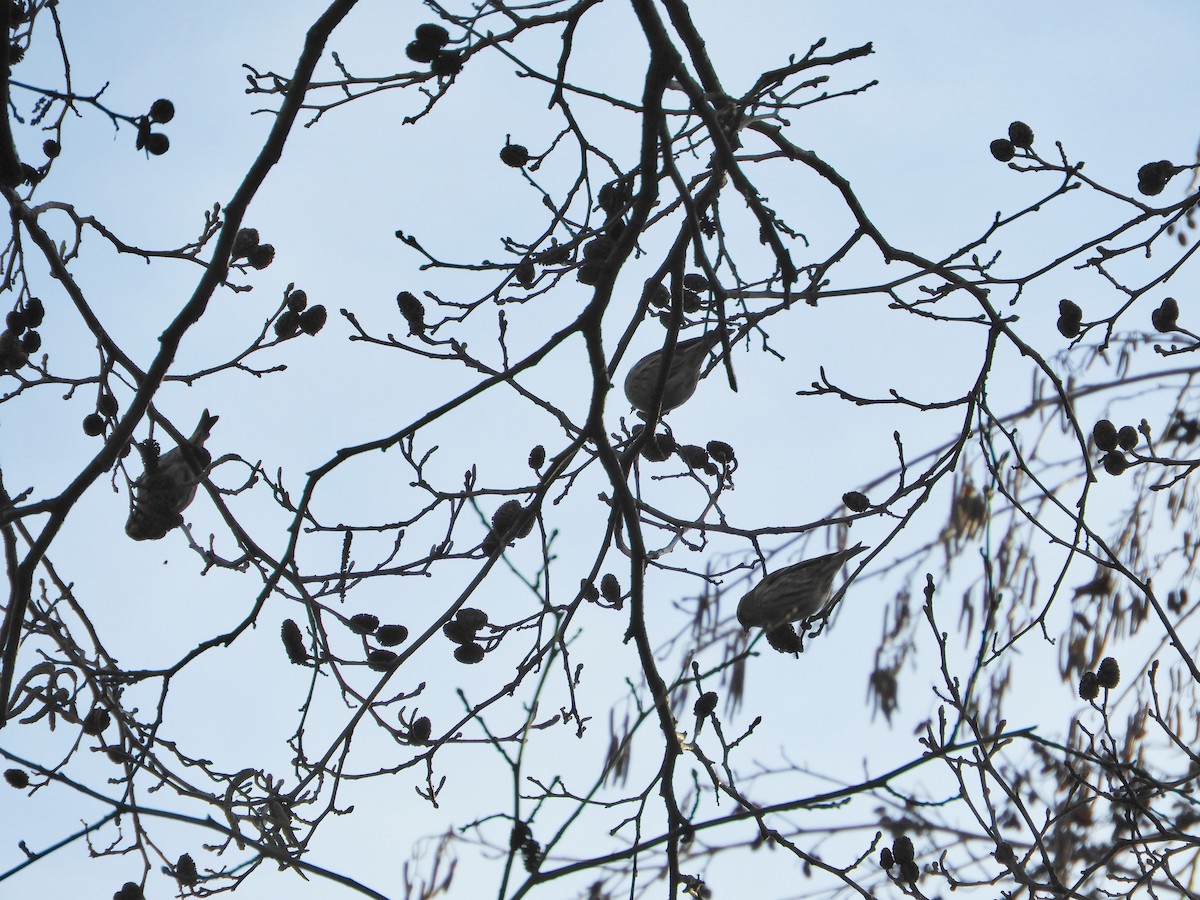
{"left": 737, "top": 543, "right": 867, "bottom": 630}
{"left": 125, "top": 410, "right": 218, "bottom": 541}
{"left": 623, "top": 327, "right": 727, "bottom": 415}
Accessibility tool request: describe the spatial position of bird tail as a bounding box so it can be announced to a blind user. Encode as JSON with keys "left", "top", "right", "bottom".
{"left": 189, "top": 409, "right": 219, "bottom": 448}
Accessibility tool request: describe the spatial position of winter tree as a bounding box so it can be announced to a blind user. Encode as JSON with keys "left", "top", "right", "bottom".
{"left": 1, "top": 2, "right": 1199, "bottom": 899}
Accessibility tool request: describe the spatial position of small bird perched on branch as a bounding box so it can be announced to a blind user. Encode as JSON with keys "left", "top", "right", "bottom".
{"left": 125, "top": 410, "right": 218, "bottom": 541}
{"left": 737, "top": 543, "right": 867, "bottom": 631}
{"left": 623, "top": 327, "right": 727, "bottom": 415}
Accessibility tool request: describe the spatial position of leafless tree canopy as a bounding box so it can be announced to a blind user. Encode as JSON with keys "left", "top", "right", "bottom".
{"left": 1, "top": 1, "right": 1199, "bottom": 898}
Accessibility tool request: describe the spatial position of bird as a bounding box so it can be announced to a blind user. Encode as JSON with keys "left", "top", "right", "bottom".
{"left": 623, "top": 327, "right": 727, "bottom": 415}
{"left": 737, "top": 543, "right": 867, "bottom": 631}
{"left": 125, "top": 410, "right": 218, "bottom": 541}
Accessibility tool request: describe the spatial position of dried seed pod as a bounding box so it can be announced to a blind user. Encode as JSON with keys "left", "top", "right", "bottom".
{"left": 98, "top": 393, "right": 119, "bottom": 417}
{"left": 489, "top": 499, "right": 534, "bottom": 548}
{"left": 0, "top": 329, "right": 28, "bottom": 372}
{"left": 230, "top": 228, "right": 260, "bottom": 259}
{"left": 396, "top": 291, "right": 426, "bottom": 335}
{"left": 600, "top": 573, "right": 621, "bottom": 603}
{"left": 843, "top": 491, "right": 870, "bottom": 512}
{"left": 899, "top": 861, "right": 920, "bottom": 883}
{"left": 42, "top": 139, "right": 59, "bottom": 158}
{"left": 1092, "top": 419, "right": 1118, "bottom": 451}
{"left": 510, "top": 820, "right": 533, "bottom": 850}
{"left": 175, "top": 853, "right": 198, "bottom": 886}
{"left": 83, "top": 413, "right": 105, "bottom": 436}
{"left": 500, "top": 143, "right": 529, "bottom": 168}
{"left": 287, "top": 289, "right": 308, "bottom": 313}
{"left": 677, "top": 444, "right": 710, "bottom": 469}
{"left": 536, "top": 243, "right": 571, "bottom": 265}
{"left": 584, "top": 236, "right": 614, "bottom": 260}
{"left": 24, "top": 297, "right": 44, "bottom": 327}
{"left": 576, "top": 260, "right": 606, "bottom": 285}
{"left": 457, "top": 608, "right": 489, "bottom": 631}
{"left": 274, "top": 309, "right": 301, "bottom": 339}
{"left": 454, "top": 642, "right": 485, "bottom": 664}
{"left": 765, "top": 624, "right": 803, "bottom": 653}
{"left": 20, "top": 330, "right": 38, "bottom": 352}
{"left": 693, "top": 691, "right": 718, "bottom": 718}
{"left": 597, "top": 180, "right": 631, "bottom": 213}
{"left": 81, "top": 708, "right": 111, "bottom": 736}
{"left": 520, "top": 837, "right": 543, "bottom": 872}
{"left": 1007, "top": 121, "right": 1034, "bottom": 148}
{"left": 1152, "top": 297, "right": 1179, "bottom": 332}
{"left": 648, "top": 282, "right": 671, "bottom": 309}
{"left": 528, "top": 445, "right": 545, "bottom": 470}
{"left": 1096, "top": 656, "right": 1120, "bottom": 689}
{"left": 406, "top": 40, "right": 439, "bottom": 63}
{"left": 247, "top": 243, "right": 275, "bottom": 270}
{"left": 281, "top": 619, "right": 307, "bottom": 664}
{"left": 367, "top": 649, "right": 399, "bottom": 672}
{"left": 1102, "top": 451, "right": 1128, "bottom": 476}
{"left": 298, "top": 305, "right": 327, "bottom": 335}
{"left": 706, "top": 440, "right": 735, "bottom": 465}
{"left": 430, "top": 50, "right": 463, "bottom": 76}
{"left": 995, "top": 842, "right": 1016, "bottom": 865}
{"left": 144, "top": 132, "right": 169, "bottom": 156}
{"left": 639, "top": 429, "right": 675, "bottom": 462}
{"left": 990, "top": 138, "right": 1015, "bottom": 162}
{"left": 880, "top": 847, "right": 894, "bottom": 869}
{"left": 1117, "top": 425, "right": 1139, "bottom": 451}
{"left": 113, "top": 882, "right": 144, "bottom": 900}
{"left": 1079, "top": 670, "right": 1100, "bottom": 700}
{"left": 892, "top": 835, "right": 915, "bottom": 865}
{"left": 409, "top": 716, "right": 432, "bottom": 744}
{"left": 376, "top": 624, "right": 409, "bottom": 647}
{"left": 414, "top": 23, "right": 450, "bottom": 47}
{"left": 1057, "top": 300, "right": 1082, "bottom": 337}
{"left": 4, "top": 768, "right": 29, "bottom": 788}
{"left": 349, "top": 613, "right": 380, "bottom": 635}
{"left": 682, "top": 273, "right": 710, "bottom": 292}
{"left": 443, "top": 620, "right": 476, "bottom": 644}
{"left": 149, "top": 98, "right": 175, "bottom": 124}
{"left": 581, "top": 580, "right": 600, "bottom": 601}
{"left": 1137, "top": 160, "right": 1175, "bottom": 196}
{"left": 515, "top": 260, "right": 535, "bottom": 287}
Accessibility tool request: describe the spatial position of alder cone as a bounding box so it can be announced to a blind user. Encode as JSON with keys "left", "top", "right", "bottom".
{"left": 349, "top": 613, "right": 380, "bottom": 635}
{"left": 281, "top": 620, "right": 307, "bottom": 664}
{"left": 1152, "top": 296, "right": 1179, "bottom": 331}
{"left": 500, "top": 144, "right": 529, "bottom": 167}
{"left": 175, "top": 853, "right": 198, "bottom": 886}
{"left": 376, "top": 624, "right": 408, "bottom": 646}
{"left": 414, "top": 23, "right": 450, "bottom": 46}
{"left": 1079, "top": 671, "right": 1100, "bottom": 700}
{"left": 1097, "top": 656, "right": 1120, "bottom": 689}
{"left": 1007, "top": 120, "right": 1034, "bottom": 148}
{"left": 1093, "top": 419, "right": 1118, "bottom": 451}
